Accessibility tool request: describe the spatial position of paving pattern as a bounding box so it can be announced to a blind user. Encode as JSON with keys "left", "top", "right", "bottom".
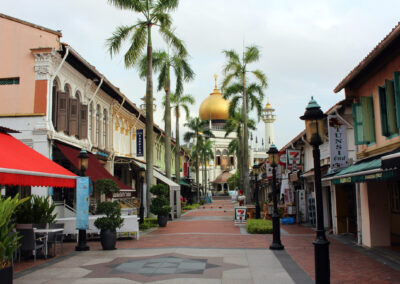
{"left": 14, "top": 198, "right": 400, "bottom": 283}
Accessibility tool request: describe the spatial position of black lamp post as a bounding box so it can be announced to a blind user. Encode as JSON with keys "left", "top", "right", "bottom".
{"left": 300, "top": 97, "right": 330, "bottom": 284}
{"left": 139, "top": 167, "right": 146, "bottom": 224}
{"left": 75, "top": 149, "right": 90, "bottom": 251}
{"left": 252, "top": 164, "right": 261, "bottom": 219}
{"left": 268, "top": 144, "right": 284, "bottom": 250}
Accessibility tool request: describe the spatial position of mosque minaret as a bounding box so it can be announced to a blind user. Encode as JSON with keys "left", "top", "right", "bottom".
{"left": 262, "top": 100, "right": 276, "bottom": 149}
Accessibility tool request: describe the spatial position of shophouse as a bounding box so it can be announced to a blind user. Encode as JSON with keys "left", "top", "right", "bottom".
{"left": 331, "top": 22, "right": 400, "bottom": 247}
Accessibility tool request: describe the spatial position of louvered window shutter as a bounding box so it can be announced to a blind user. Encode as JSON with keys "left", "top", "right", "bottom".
{"left": 79, "top": 104, "right": 88, "bottom": 139}
{"left": 52, "top": 89, "right": 58, "bottom": 129}
{"left": 57, "top": 92, "right": 68, "bottom": 132}
{"left": 385, "top": 79, "right": 398, "bottom": 135}
{"left": 69, "top": 98, "right": 78, "bottom": 136}
{"left": 352, "top": 103, "right": 364, "bottom": 145}
{"left": 379, "top": 86, "right": 389, "bottom": 137}
{"left": 394, "top": 72, "right": 400, "bottom": 126}
{"left": 361, "top": 96, "right": 376, "bottom": 143}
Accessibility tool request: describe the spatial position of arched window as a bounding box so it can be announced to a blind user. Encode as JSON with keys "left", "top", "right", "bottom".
{"left": 103, "top": 109, "right": 108, "bottom": 149}
{"left": 64, "top": 84, "right": 71, "bottom": 97}
{"left": 221, "top": 149, "right": 228, "bottom": 168}
{"left": 96, "top": 104, "right": 101, "bottom": 146}
{"left": 216, "top": 150, "right": 221, "bottom": 166}
{"left": 88, "top": 103, "right": 93, "bottom": 140}
{"left": 52, "top": 77, "right": 60, "bottom": 128}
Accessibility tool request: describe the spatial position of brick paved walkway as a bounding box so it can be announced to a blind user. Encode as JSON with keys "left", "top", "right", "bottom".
{"left": 14, "top": 198, "right": 400, "bottom": 283}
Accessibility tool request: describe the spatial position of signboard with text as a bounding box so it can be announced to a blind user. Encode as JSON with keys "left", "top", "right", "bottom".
{"left": 76, "top": 177, "right": 89, "bottom": 230}
{"left": 328, "top": 115, "right": 348, "bottom": 170}
{"left": 136, "top": 129, "right": 144, "bottom": 157}
{"left": 286, "top": 149, "right": 301, "bottom": 170}
{"left": 234, "top": 207, "right": 247, "bottom": 224}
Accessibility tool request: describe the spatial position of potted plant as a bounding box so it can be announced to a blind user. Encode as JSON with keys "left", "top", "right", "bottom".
{"left": 95, "top": 178, "right": 120, "bottom": 201}
{"left": 0, "top": 194, "right": 28, "bottom": 284}
{"left": 15, "top": 195, "right": 56, "bottom": 227}
{"left": 150, "top": 184, "right": 171, "bottom": 227}
{"left": 94, "top": 201, "right": 123, "bottom": 250}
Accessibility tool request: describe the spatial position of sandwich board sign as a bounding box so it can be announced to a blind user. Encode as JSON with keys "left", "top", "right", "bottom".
{"left": 234, "top": 207, "right": 247, "bottom": 224}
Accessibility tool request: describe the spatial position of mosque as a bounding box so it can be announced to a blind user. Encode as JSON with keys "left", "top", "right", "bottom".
{"left": 196, "top": 75, "right": 276, "bottom": 194}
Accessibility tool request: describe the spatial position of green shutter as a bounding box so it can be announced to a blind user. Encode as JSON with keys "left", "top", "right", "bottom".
{"left": 361, "top": 96, "right": 376, "bottom": 143}
{"left": 352, "top": 103, "right": 365, "bottom": 145}
{"left": 379, "top": 86, "right": 389, "bottom": 136}
{"left": 386, "top": 79, "right": 398, "bottom": 135}
{"left": 394, "top": 72, "right": 400, "bottom": 127}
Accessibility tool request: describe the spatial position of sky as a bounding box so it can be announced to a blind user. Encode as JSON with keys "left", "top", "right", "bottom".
{"left": 2, "top": 0, "right": 400, "bottom": 149}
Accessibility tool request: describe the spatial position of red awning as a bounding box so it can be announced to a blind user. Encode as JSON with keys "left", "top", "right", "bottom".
{"left": 55, "top": 142, "right": 130, "bottom": 190}
{"left": 212, "top": 171, "right": 232, "bottom": 184}
{"left": 0, "top": 132, "right": 76, "bottom": 188}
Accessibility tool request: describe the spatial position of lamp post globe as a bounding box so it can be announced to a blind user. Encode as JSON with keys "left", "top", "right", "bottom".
{"left": 75, "top": 149, "right": 90, "bottom": 251}
{"left": 300, "top": 97, "right": 330, "bottom": 284}
{"left": 267, "top": 144, "right": 284, "bottom": 250}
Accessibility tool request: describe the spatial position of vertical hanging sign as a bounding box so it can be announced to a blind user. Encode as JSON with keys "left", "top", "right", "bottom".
{"left": 183, "top": 162, "right": 188, "bottom": 177}
{"left": 76, "top": 176, "right": 89, "bottom": 230}
{"left": 328, "top": 115, "right": 348, "bottom": 170}
{"left": 136, "top": 129, "right": 144, "bottom": 157}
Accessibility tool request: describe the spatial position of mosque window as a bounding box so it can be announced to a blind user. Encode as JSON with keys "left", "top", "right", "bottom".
{"left": 216, "top": 150, "right": 221, "bottom": 166}
{"left": 230, "top": 156, "right": 234, "bottom": 166}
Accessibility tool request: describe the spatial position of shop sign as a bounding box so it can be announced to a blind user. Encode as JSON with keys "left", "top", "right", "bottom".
{"left": 328, "top": 115, "right": 348, "bottom": 170}
{"left": 112, "top": 190, "right": 133, "bottom": 198}
{"left": 183, "top": 162, "right": 188, "bottom": 177}
{"left": 278, "top": 151, "right": 286, "bottom": 165}
{"left": 136, "top": 129, "right": 144, "bottom": 157}
{"left": 234, "top": 207, "right": 247, "bottom": 224}
{"left": 286, "top": 149, "right": 301, "bottom": 170}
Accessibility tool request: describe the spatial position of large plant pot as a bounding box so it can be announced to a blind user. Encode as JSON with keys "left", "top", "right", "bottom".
{"left": 157, "top": 215, "right": 168, "bottom": 227}
{"left": 0, "top": 264, "right": 13, "bottom": 284}
{"left": 100, "top": 229, "right": 116, "bottom": 250}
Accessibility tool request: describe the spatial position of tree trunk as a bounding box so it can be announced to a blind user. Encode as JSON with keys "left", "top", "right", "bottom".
{"left": 242, "top": 73, "right": 250, "bottom": 203}
{"left": 175, "top": 108, "right": 180, "bottom": 195}
{"left": 145, "top": 26, "right": 154, "bottom": 217}
{"left": 164, "top": 70, "right": 172, "bottom": 179}
{"left": 237, "top": 135, "right": 244, "bottom": 191}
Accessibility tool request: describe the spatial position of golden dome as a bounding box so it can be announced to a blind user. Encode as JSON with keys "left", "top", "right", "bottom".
{"left": 199, "top": 75, "right": 230, "bottom": 120}
{"left": 265, "top": 99, "right": 272, "bottom": 109}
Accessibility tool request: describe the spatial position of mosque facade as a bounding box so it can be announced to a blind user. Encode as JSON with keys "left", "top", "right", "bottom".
{"left": 195, "top": 76, "right": 275, "bottom": 195}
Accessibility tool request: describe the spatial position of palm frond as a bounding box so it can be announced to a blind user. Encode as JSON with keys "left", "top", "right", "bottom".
{"left": 106, "top": 24, "right": 136, "bottom": 57}
{"left": 155, "top": 0, "right": 179, "bottom": 11}
{"left": 244, "top": 45, "right": 260, "bottom": 64}
{"left": 221, "top": 73, "right": 236, "bottom": 90}
{"left": 157, "top": 63, "right": 169, "bottom": 91}
{"left": 108, "top": 0, "right": 145, "bottom": 12}
{"left": 251, "top": 69, "right": 268, "bottom": 87}
{"left": 223, "top": 82, "right": 242, "bottom": 99}
{"left": 124, "top": 24, "right": 147, "bottom": 67}
{"left": 228, "top": 96, "right": 241, "bottom": 117}
{"left": 159, "top": 26, "right": 187, "bottom": 57}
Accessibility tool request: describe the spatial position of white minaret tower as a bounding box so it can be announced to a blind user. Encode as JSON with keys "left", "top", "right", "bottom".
{"left": 262, "top": 100, "right": 276, "bottom": 150}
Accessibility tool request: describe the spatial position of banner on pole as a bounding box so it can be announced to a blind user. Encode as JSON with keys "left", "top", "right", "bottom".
{"left": 76, "top": 176, "right": 89, "bottom": 230}
{"left": 136, "top": 129, "right": 144, "bottom": 157}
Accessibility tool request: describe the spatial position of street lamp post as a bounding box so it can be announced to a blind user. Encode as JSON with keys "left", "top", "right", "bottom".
{"left": 252, "top": 164, "right": 261, "bottom": 219}
{"left": 75, "top": 149, "right": 90, "bottom": 251}
{"left": 300, "top": 97, "right": 330, "bottom": 284}
{"left": 267, "top": 144, "right": 284, "bottom": 250}
{"left": 139, "top": 167, "right": 145, "bottom": 224}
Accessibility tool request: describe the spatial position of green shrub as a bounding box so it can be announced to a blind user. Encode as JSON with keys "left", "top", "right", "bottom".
{"left": 94, "top": 201, "right": 124, "bottom": 231}
{"left": 95, "top": 178, "right": 120, "bottom": 197}
{"left": 182, "top": 203, "right": 200, "bottom": 210}
{"left": 0, "top": 195, "right": 29, "bottom": 268}
{"left": 246, "top": 219, "right": 273, "bottom": 234}
{"left": 15, "top": 195, "right": 56, "bottom": 224}
{"left": 150, "top": 184, "right": 171, "bottom": 216}
{"left": 139, "top": 218, "right": 158, "bottom": 231}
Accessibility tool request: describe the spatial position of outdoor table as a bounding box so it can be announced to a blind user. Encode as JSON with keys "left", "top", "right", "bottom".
{"left": 34, "top": 228, "right": 64, "bottom": 257}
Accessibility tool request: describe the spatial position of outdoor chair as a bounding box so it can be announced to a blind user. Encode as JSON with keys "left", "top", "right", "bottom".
{"left": 47, "top": 223, "right": 64, "bottom": 256}
{"left": 17, "top": 228, "right": 46, "bottom": 262}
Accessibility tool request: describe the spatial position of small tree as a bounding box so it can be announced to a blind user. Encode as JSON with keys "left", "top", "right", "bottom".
{"left": 94, "top": 201, "right": 124, "bottom": 231}
{"left": 227, "top": 171, "right": 240, "bottom": 190}
{"left": 95, "top": 178, "right": 120, "bottom": 199}
{"left": 149, "top": 184, "right": 171, "bottom": 216}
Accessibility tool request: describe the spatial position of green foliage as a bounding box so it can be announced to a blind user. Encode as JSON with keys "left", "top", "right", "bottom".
{"left": 149, "top": 184, "right": 171, "bottom": 216}
{"left": 15, "top": 195, "right": 56, "bottom": 224}
{"left": 0, "top": 194, "right": 29, "bottom": 268}
{"left": 139, "top": 218, "right": 158, "bottom": 231}
{"left": 245, "top": 219, "right": 273, "bottom": 234}
{"left": 94, "top": 201, "right": 124, "bottom": 231}
{"left": 182, "top": 203, "right": 200, "bottom": 210}
{"left": 227, "top": 171, "right": 240, "bottom": 190}
{"left": 95, "top": 178, "right": 120, "bottom": 196}
{"left": 199, "top": 199, "right": 205, "bottom": 205}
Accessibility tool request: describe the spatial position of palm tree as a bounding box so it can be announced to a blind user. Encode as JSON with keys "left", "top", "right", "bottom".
{"left": 138, "top": 50, "right": 194, "bottom": 179}
{"left": 106, "top": 0, "right": 186, "bottom": 215}
{"left": 222, "top": 45, "right": 267, "bottom": 202}
{"left": 224, "top": 112, "right": 256, "bottom": 192}
{"left": 183, "top": 117, "right": 214, "bottom": 202}
{"left": 170, "top": 93, "right": 194, "bottom": 187}
{"left": 199, "top": 139, "right": 214, "bottom": 195}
